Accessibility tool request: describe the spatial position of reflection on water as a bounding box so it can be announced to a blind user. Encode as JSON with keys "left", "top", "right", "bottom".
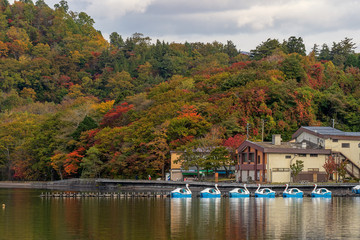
{"left": 1, "top": 189, "right": 360, "bottom": 239}
{"left": 170, "top": 198, "right": 191, "bottom": 237}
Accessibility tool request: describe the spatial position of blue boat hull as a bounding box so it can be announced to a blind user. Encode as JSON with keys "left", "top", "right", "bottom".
{"left": 311, "top": 192, "right": 331, "bottom": 198}
{"left": 200, "top": 192, "right": 221, "bottom": 198}
{"left": 229, "top": 192, "right": 250, "bottom": 198}
{"left": 255, "top": 193, "right": 275, "bottom": 198}
{"left": 352, "top": 189, "right": 360, "bottom": 194}
{"left": 170, "top": 192, "right": 192, "bottom": 198}
{"left": 283, "top": 192, "right": 303, "bottom": 198}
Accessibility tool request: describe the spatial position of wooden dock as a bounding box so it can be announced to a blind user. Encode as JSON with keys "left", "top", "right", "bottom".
{"left": 40, "top": 191, "right": 360, "bottom": 198}
{"left": 40, "top": 192, "right": 170, "bottom": 198}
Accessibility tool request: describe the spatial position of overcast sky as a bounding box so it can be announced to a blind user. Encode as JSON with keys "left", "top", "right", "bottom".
{"left": 10, "top": 0, "right": 360, "bottom": 52}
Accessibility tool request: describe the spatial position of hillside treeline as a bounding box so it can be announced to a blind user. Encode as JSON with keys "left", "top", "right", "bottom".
{"left": 1, "top": 0, "right": 360, "bottom": 180}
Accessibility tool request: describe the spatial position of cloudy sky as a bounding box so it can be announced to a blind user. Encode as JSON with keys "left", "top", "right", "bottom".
{"left": 10, "top": 0, "right": 360, "bottom": 52}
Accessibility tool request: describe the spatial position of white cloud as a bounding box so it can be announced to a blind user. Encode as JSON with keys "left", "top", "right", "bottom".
{"left": 81, "top": 0, "right": 155, "bottom": 20}
{"left": 234, "top": 1, "right": 346, "bottom": 31}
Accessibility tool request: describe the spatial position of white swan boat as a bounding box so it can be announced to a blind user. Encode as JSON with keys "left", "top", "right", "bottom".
{"left": 311, "top": 184, "right": 331, "bottom": 198}
{"left": 352, "top": 185, "right": 360, "bottom": 194}
{"left": 200, "top": 184, "right": 221, "bottom": 198}
{"left": 170, "top": 184, "right": 192, "bottom": 198}
{"left": 229, "top": 184, "right": 250, "bottom": 198}
{"left": 282, "top": 184, "right": 303, "bottom": 198}
{"left": 254, "top": 184, "right": 276, "bottom": 198}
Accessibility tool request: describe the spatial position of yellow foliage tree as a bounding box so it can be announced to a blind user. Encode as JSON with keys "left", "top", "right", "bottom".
{"left": 90, "top": 100, "right": 115, "bottom": 120}
{"left": 0, "top": 41, "right": 9, "bottom": 57}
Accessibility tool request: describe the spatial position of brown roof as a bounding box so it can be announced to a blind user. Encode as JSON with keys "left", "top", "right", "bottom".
{"left": 238, "top": 140, "right": 331, "bottom": 154}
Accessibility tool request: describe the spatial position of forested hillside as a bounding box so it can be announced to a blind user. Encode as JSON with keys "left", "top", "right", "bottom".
{"left": 1, "top": 0, "right": 360, "bottom": 180}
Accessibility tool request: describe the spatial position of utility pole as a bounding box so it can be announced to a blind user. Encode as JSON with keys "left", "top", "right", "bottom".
{"left": 261, "top": 119, "right": 265, "bottom": 142}
{"left": 331, "top": 119, "right": 335, "bottom": 128}
{"left": 246, "top": 123, "right": 250, "bottom": 140}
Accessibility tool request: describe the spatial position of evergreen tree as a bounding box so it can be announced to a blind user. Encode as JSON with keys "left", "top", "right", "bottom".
{"left": 71, "top": 116, "right": 98, "bottom": 141}
{"left": 283, "top": 36, "right": 306, "bottom": 55}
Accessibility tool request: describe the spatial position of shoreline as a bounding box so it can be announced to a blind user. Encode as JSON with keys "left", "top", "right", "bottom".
{"left": 0, "top": 179, "right": 358, "bottom": 192}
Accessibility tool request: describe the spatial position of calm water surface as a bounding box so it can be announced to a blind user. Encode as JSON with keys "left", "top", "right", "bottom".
{"left": 1, "top": 189, "right": 360, "bottom": 239}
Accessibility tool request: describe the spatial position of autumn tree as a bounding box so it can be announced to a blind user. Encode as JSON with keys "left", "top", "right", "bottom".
{"left": 223, "top": 134, "right": 246, "bottom": 168}
{"left": 100, "top": 102, "right": 133, "bottom": 127}
{"left": 50, "top": 151, "right": 66, "bottom": 180}
{"left": 323, "top": 155, "right": 337, "bottom": 181}
{"left": 64, "top": 147, "right": 85, "bottom": 177}
{"left": 105, "top": 71, "right": 134, "bottom": 100}
{"left": 146, "top": 125, "right": 169, "bottom": 179}
{"left": 0, "top": 113, "right": 40, "bottom": 180}
{"left": 167, "top": 105, "right": 211, "bottom": 141}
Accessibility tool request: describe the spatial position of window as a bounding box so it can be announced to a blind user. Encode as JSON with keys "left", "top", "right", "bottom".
{"left": 342, "top": 143, "right": 350, "bottom": 148}
{"left": 248, "top": 153, "right": 255, "bottom": 163}
{"left": 299, "top": 154, "right": 306, "bottom": 157}
{"left": 241, "top": 153, "right": 247, "bottom": 164}
{"left": 257, "top": 155, "right": 261, "bottom": 164}
{"left": 285, "top": 155, "right": 291, "bottom": 159}
{"left": 358, "top": 143, "right": 360, "bottom": 148}
{"left": 332, "top": 139, "right": 338, "bottom": 142}
{"left": 310, "top": 154, "right": 318, "bottom": 157}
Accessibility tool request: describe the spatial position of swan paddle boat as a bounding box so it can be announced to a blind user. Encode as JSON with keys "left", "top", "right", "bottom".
{"left": 255, "top": 184, "right": 276, "bottom": 198}
{"left": 200, "top": 184, "right": 221, "bottom": 198}
{"left": 170, "top": 184, "right": 192, "bottom": 198}
{"left": 229, "top": 184, "right": 250, "bottom": 198}
{"left": 282, "top": 184, "right": 303, "bottom": 198}
{"left": 311, "top": 184, "right": 331, "bottom": 198}
{"left": 352, "top": 185, "right": 360, "bottom": 194}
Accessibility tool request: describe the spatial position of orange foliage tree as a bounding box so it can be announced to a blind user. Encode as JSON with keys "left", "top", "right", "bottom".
{"left": 64, "top": 148, "right": 85, "bottom": 177}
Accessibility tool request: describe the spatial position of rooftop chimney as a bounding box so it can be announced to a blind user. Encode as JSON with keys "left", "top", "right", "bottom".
{"left": 272, "top": 134, "right": 281, "bottom": 145}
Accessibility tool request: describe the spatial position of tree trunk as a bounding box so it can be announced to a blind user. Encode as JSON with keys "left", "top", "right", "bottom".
{"left": 162, "top": 162, "right": 165, "bottom": 180}
{"left": 5, "top": 147, "right": 12, "bottom": 181}
{"left": 196, "top": 165, "right": 200, "bottom": 180}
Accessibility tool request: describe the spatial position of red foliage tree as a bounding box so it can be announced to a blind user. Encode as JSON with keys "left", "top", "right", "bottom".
{"left": 169, "top": 135, "right": 195, "bottom": 148}
{"left": 100, "top": 102, "right": 134, "bottom": 127}
{"left": 323, "top": 155, "right": 337, "bottom": 181}
{"left": 228, "top": 61, "right": 251, "bottom": 72}
{"left": 307, "top": 63, "right": 324, "bottom": 89}
{"left": 223, "top": 134, "right": 246, "bottom": 151}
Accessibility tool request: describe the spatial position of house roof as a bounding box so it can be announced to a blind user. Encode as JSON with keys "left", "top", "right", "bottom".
{"left": 292, "top": 126, "right": 360, "bottom": 140}
{"left": 170, "top": 146, "right": 230, "bottom": 154}
{"left": 237, "top": 140, "right": 331, "bottom": 154}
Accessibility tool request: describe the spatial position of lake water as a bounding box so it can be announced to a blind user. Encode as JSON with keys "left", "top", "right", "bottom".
{"left": 1, "top": 188, "right": 360, "bottom": 239}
